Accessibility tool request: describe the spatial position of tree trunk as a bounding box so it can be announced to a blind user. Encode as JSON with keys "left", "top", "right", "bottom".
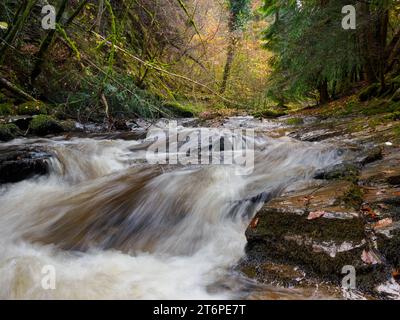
{"left": 219, "top": 36, "right": 236, "bottom": 95}
{"left": 318, "top": 80, "right": 329, "bottom": 105}
{"left": 0, "top": 0, "right": 38, "bottom": 64}
{"left": 30, "top": 0, "right": 69, "bottom": 83}
{"left": 95, "top": 0, "right": 105, "bottom": 33}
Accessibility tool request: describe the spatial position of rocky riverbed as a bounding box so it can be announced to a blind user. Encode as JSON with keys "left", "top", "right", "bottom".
{"left": 240, "top": 114, "right": 400, "bottom": 299}
{"left": 0, "top": 112, "right": 399, "bottom": 299}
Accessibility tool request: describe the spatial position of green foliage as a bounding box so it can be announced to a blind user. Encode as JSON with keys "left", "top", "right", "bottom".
{"left": 362, "top": 99, "right": 400, "bottom": 116}
{"left": 359, "top": 84, "right": 380, "bottom": 102}
{"left": 0, "top": 91, "right": 7, "bottom": 103}
{"left": 390, "top": 111, "right": 400, "bottom": 121}
{"left": 0, "top": 123, "right": 20, "bottom": 141}
{"left": 56, "top": 73, "right": 165, "bottom": 120}
{"left": 228, "top": 0, "right": 252, "bottom": 31}
{"left": 162, "top": 101, "right": 195, "bottom": 118}
{"left": 262, "top": 0, "right": 362, "bottom": 103}
{"left": 0, "top": 103, "right": 14, "bottom": 116}
{"left": 286, "top": 117, "right": 304, "bottom": 126}
{"left": 30, "top": 115, "right": 64, "bottom": 136}
{"left": 102, "top": 78, "right": 164, "bottom": 118}
{"left": 16, "top": 101, "right": 49, "bottom": 115}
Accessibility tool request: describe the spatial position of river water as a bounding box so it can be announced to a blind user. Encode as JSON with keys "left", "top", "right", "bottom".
{"left": 0, "top": 117, "right": 345, "bottom": 299}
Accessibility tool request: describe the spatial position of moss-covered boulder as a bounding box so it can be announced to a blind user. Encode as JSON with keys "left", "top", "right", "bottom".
{"left": 16, "top": 101, "right": 49, "bottom": 116}
{"left": 163, "top": 102, "right": 194, "bottom": 118}
{"left": 0, "top": 103, "right": 14, "bottom": 116}
{"left": 0, "top": 123, "right": 21, "bottom": 141}
{"left": 30, "top": 115, "right": 64, "bottom": 136}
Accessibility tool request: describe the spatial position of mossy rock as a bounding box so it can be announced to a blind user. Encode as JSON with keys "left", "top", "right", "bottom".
{"left": 30, "top": 115, "right": 64, "bottom": 136}
{"left": 252, "top": 109, "right": 286, "bottom": 118}
{"left": 314, "top": 162, "right": 360, "bottom": 182}
{"left": 286, "top": 117, "right": 304, "bottom": 126}
{"left": 16, "top": 101, "right": 49, "bottom": 116}
{"left": 163, "top": 102, "right": 194, "bottom": 118}
{"left": 0, "top": 123, "right": 21, "bottom": 141}
{"left": 359, "top": 83, "right": 380, "bottom": 102}
{"left": 378, "top": 229, "right": 400, "bottom": 269}
{"left": 60, "top": 120, "right": 77, "bottom": 132}
{"left": 0, "top": 103, "right": 14, "bottom": 116}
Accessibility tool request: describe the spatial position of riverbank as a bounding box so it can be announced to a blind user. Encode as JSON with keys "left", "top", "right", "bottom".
{"left": 240, "top": 96, "right": 400, "bottom": 299}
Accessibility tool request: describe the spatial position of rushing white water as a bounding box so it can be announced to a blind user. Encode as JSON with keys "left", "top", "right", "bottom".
{"left": 0, "top": 119, "right": 344, "bottom": 299}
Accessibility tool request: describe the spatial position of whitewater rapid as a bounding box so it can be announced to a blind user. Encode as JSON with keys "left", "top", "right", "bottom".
{"left": 0, "top": 119, "right": 344, "bottom": 299}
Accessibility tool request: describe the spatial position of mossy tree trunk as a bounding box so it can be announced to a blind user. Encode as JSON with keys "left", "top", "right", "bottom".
{"left": 31, "top": 0, "right": 88, "bottom": 83}
{"left": 219, "top": 35, "right": 236, "bottom": 95}
{"left": 0, "top": 0, "right": 38, "bottom": 64}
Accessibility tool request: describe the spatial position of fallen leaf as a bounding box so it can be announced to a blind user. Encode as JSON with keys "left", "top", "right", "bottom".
{"left": 307, "top": 210, "right": 325, "bottom": 220}
{"left": 361, "top": 204, "right": 378, "bottom": 218}
{"left": 361, "top": 250, "right": 379, "bottom": 265}
{"left": 250, "top": 217, "right": 259, "bottom": 229}
{"left": 392, "top": 269, "right": 400, "bottom": 280}
{"left": 373, "top": 218, "right": 393, "bottom": 230}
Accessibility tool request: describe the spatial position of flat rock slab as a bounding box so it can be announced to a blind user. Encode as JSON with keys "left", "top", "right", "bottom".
{"left": 360, "top": 147, "right": 400, "bottom": 186}
{"left": 244, "top": 180, "right": 389, "bottom": 292}
{"left": 289, "top": 129, "right": 342, "bottom": 142}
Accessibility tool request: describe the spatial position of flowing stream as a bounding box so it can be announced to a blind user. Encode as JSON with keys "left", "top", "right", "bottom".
{"left": 0, "top": 118, "right": 346, "bottom": 299}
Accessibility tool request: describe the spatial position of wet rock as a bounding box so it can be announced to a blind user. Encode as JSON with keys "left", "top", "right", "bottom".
{"left": 357, "top": 146, "right": 383, "bottom": 166}
{"left": 377, "top": 227, "right": 400, "bottom": 270}
{"left": 359, "top": 148, "right": 400, "bottom": 186}
{"left": 244, "top": 180, "right": 390, "bottom": 292}
{"left": 289, "top": 129, "right": 340, "bottom": 142}
{"left": 6, "top": 115, "right": 33, "bottom": 131}
{"left": 314, "top": 162, "right": 360, "bottom": 181}
{"left": 113, "top": 119, "right": 129, "bottom": 131}
{"left": 239, "top": 259, "right": 308, "bottom": 288}
{"left": 0, "top": 146, "right": 51, "bottom": 184}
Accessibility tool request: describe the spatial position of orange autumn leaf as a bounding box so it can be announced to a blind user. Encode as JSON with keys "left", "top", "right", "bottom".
{"left": 373, "top": 218, "right": 393, "bottom": 230}
{"left": 250, "top": 217, "right": 259, "bottom": 229}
